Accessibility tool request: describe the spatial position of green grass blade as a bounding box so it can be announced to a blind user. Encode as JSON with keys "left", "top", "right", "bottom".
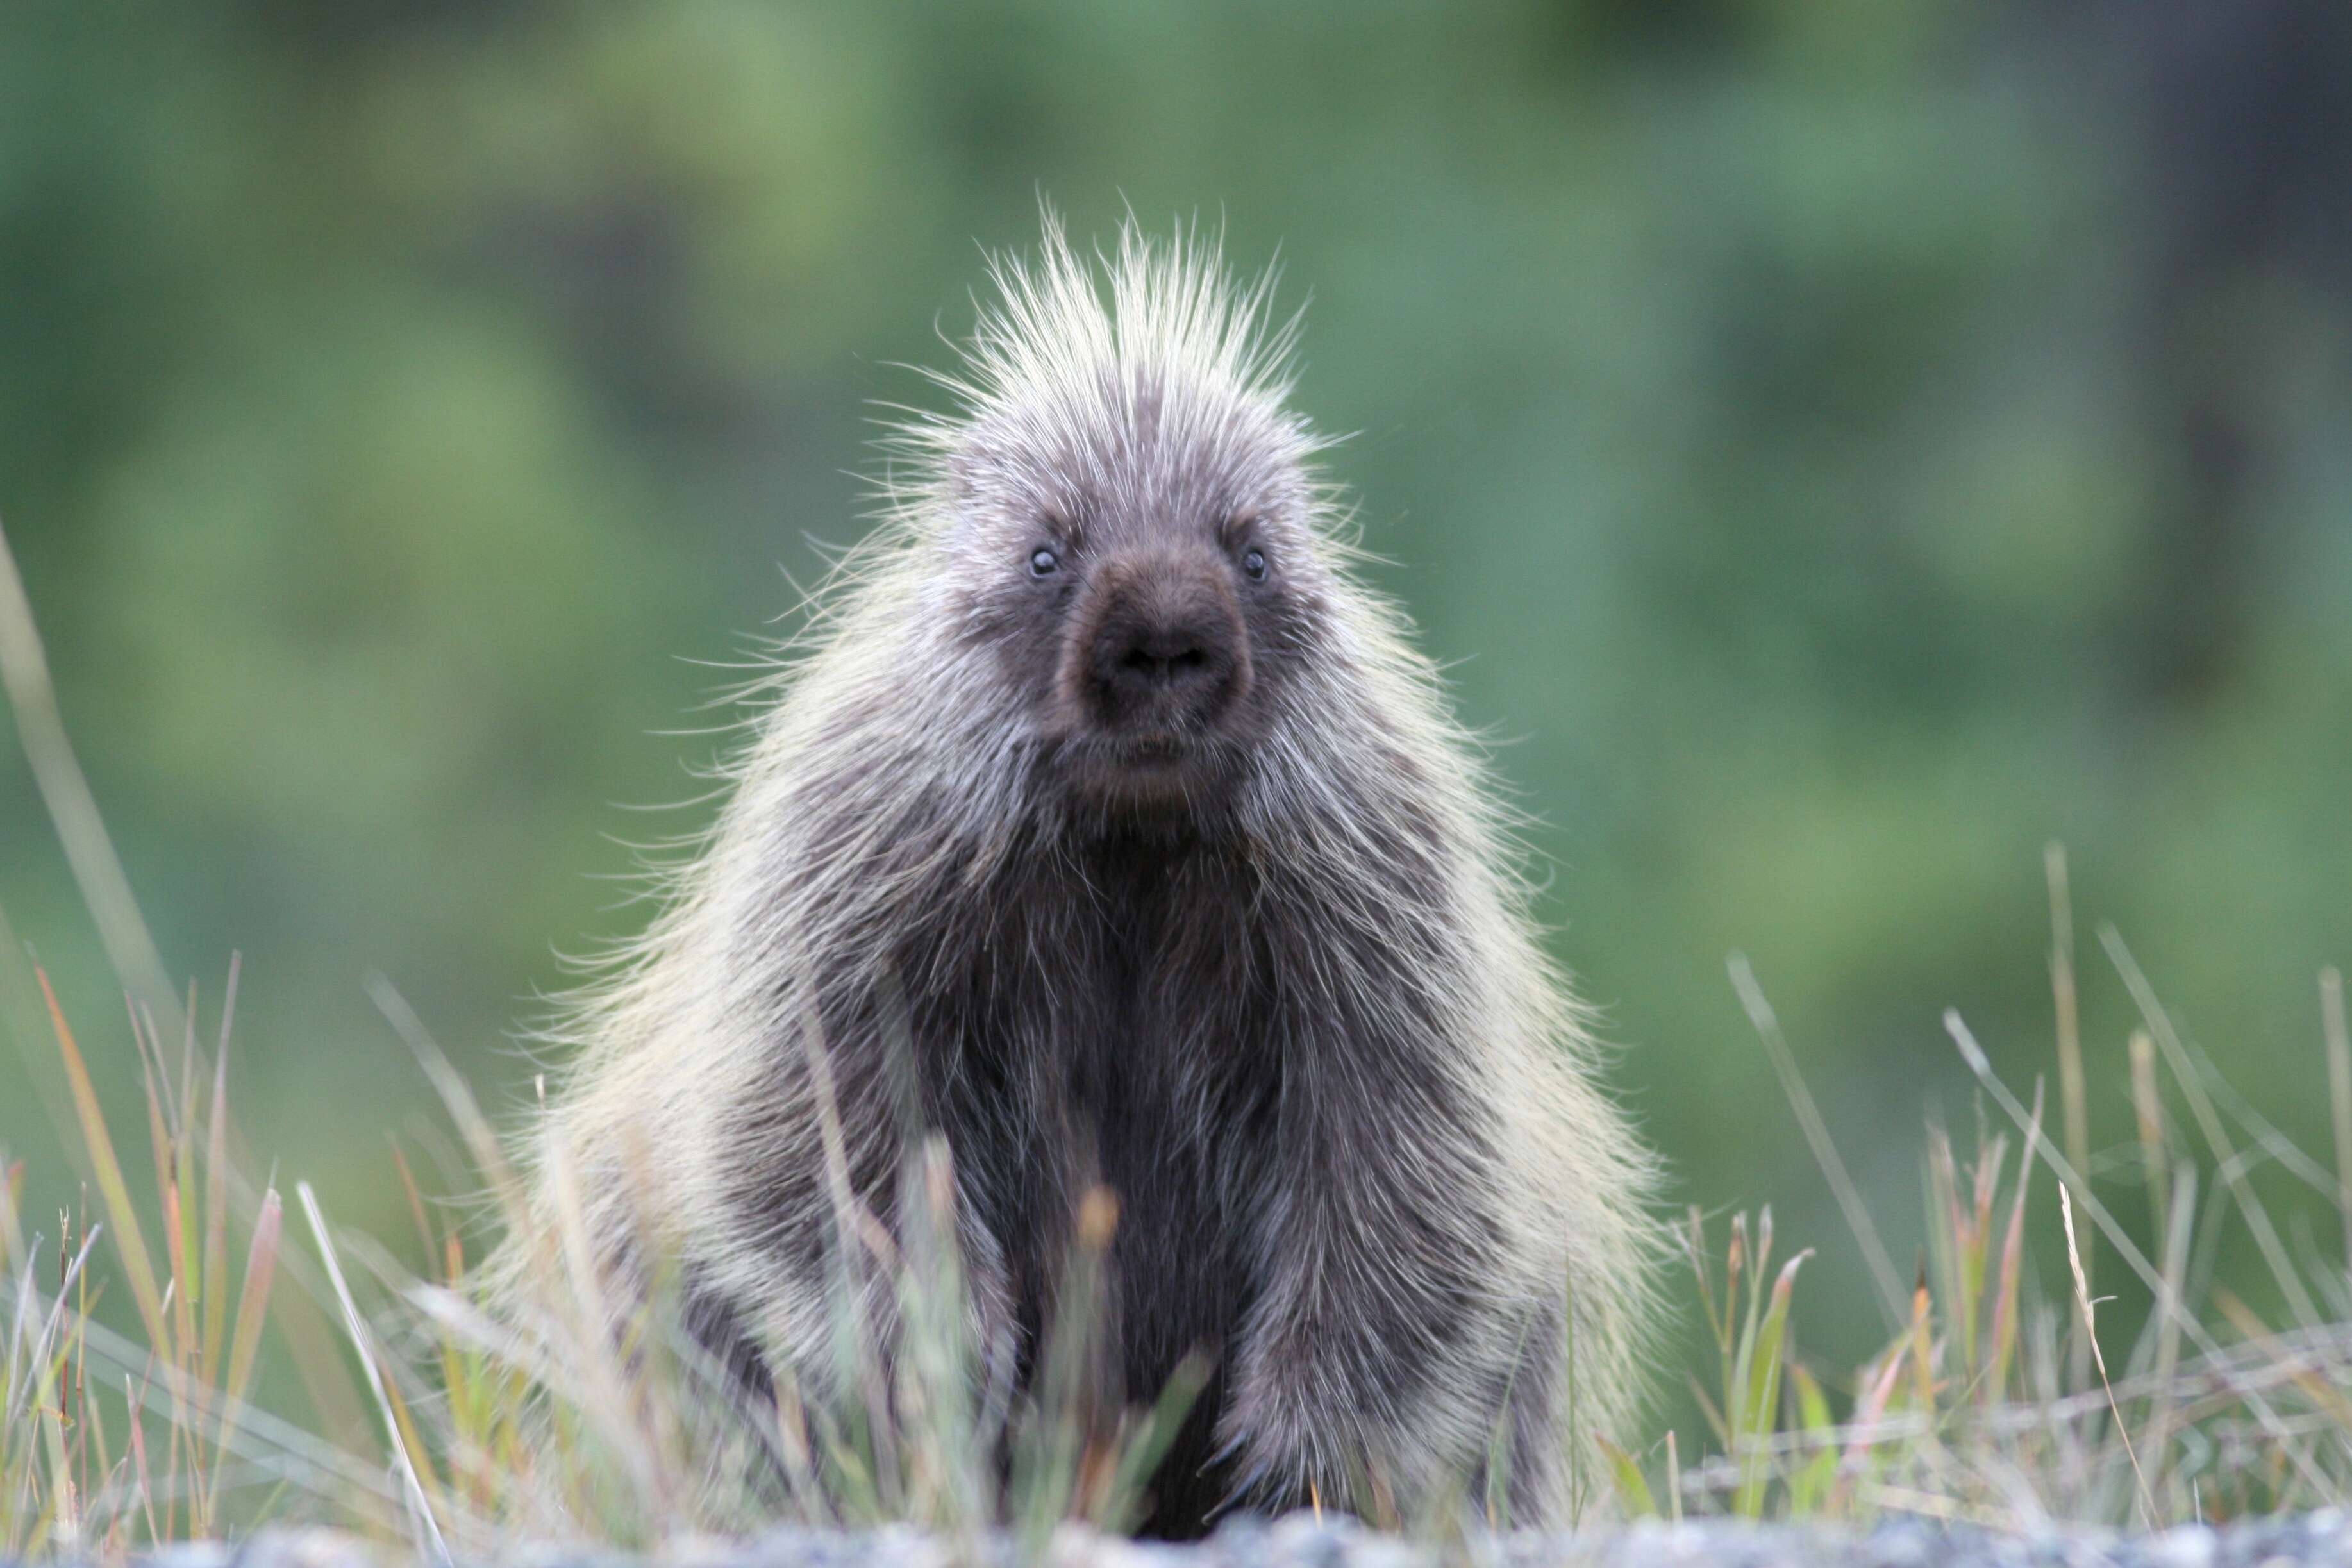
{"left": 1733, "top": 1250, "right": 1810, "bottom": 1518}
{"left": 1594, "top": 1433, "right": 1656, "bottom": 1519}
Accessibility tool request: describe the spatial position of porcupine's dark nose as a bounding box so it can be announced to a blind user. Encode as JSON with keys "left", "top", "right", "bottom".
{"left": 1083, "top": 552, "right": 1249, "bottom": 733}
{"left": 1109, "top": 625, "right": 1217, "bottom": 695}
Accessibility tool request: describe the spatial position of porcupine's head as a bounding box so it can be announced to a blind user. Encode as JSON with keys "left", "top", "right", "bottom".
{"left": 896, "top": 217, "right": 1341, "bottom": 826}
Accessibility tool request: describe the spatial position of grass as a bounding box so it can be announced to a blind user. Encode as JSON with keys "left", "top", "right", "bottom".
{"left": 1649, "top": 901, "right": 2352, "bottom": 1528}
{"left": 10, "top": 514, "right": 2352, "bottom": 1553}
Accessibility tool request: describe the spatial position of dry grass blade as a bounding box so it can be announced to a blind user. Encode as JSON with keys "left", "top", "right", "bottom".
{"left": 2140, "top": 1165, "right": 2194, "bottom": 1507}
{"left": 2130, "top": 1031, "right": 2169, "bottom": 1255}
{"left": 2059, "top": 1184, "right": 2151, "bottom": 1526}
{"left": 208, "top": 1189, "right": 281, "bottom": 1516}
{"left": 36, "top": 971, "right": 169, "bottom": 1357}
{"left": 295, "top": 1184, "right": 449, "bottom": 1564}
{"left": 2047, "top": 844, "right": 2092, "bottom": 1392}
{"left": 2047, "top": 846, "right": 2089, "bottom": 1260}
{"left": 200, "top": 962, "right": 237, "bottom": 1387}
{"left": 2324, "top": 968, "right": 2352, "bottom": 1287}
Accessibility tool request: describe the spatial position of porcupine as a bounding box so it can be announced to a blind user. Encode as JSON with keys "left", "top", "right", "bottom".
{"left": 512, "top": 215, "right": 1661, "bottom": 1537}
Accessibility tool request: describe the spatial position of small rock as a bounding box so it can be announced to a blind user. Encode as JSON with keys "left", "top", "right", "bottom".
{"left": 2139, "top": 1524, "right": 2217, "bottom": 1568}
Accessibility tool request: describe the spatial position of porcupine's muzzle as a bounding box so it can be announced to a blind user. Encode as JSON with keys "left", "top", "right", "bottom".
{"left": 1070, "top": 549, "right": 1252, "bottom": 751}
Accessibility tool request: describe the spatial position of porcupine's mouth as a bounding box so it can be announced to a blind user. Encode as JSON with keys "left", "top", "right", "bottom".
{"left": 1087, "top": 735, "right": 1194, "bottom": 792}
{"left": 1121, "top": 735, "right": 1188, "bottom": 764}
{"left": 1057, "top": 726, "right": 1241, "bottom": 818}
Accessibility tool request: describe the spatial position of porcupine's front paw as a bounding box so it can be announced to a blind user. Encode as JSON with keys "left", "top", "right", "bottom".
{"left": 1215, "top": 1329, "right": 1396, "bottom": 1517}
{"left": 1211, "top": 1365, "right": 1322, "bottom": 1515}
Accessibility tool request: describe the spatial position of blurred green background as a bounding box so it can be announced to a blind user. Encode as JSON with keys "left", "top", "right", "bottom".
{"left": 4, "top": 0, "right": 2350, "bottom": 1414}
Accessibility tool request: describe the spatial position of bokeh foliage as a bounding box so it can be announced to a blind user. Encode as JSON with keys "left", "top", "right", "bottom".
{"left": 3, "top": 0, "right": 2349, "bottom": 1390}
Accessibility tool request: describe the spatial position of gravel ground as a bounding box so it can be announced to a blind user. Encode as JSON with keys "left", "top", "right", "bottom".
{"left": 67, "top": 1512, "right": 2352, "bottom": 1568}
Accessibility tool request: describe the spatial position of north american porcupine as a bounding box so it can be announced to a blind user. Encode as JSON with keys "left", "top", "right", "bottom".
{"left": 513, "top": 217, "right": 1661, "bottom": 1535}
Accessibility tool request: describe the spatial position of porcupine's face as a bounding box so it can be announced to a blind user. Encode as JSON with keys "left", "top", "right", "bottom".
{"left": 947, "top": 363, "right": 1324, "bottom": 822}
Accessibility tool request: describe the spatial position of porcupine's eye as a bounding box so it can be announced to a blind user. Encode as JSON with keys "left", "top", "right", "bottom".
{"left": 1029, "top": 546, "right": 1060, "bottom": 578}
{"left": 1242, "top": 547, "right": 1267, "bottom": 583}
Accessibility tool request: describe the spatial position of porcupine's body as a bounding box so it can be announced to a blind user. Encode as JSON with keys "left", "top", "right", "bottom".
{"left": 520, "top": 219, "right": 1660, "bottom": 1535}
